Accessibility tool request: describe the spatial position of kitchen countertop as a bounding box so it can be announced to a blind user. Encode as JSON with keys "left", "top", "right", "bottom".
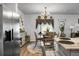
{"left": 54, "top": 38, "right": 79, "bottom": 50}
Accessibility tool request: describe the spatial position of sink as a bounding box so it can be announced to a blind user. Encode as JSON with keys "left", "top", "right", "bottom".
{"left": 58, "top": 40, "right": 74, "bottom": 44}
{"left": 59, "top": 37, "right": 71, "bottom": 40}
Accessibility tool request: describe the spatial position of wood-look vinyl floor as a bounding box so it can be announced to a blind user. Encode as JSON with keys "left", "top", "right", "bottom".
{"left": 20, "top": 42, "right": 55, "bottom": 56}
{"left": 20, "top": 44, "right": 29, "bottom": 56}
{"left": 20, "top": 42, "right": 42, "bottom": 56}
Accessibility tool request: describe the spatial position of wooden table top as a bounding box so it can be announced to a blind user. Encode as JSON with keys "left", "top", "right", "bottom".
{"left": 54, "top": 38, "right": 79, "bottom": 50}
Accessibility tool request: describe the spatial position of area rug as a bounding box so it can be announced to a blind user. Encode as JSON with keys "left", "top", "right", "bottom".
{"left": 20, "top": 42, "right": 55, "bottom": 56}
{"left": 26, "top": 42, "right": 43, "bottom": 56}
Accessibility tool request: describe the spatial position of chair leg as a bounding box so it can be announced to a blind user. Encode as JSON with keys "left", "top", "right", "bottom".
{"left": 33, "top": 40, "right": 38, "bottom": 49}
{"left": 43, "top": 41, "right": 45, "bottom": 47}
{"left": 41, "top": 46, "right": 46, "bottom": 56}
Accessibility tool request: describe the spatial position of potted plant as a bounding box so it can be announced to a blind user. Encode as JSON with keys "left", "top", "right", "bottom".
{"left": 59, "top": 24, "right": 65, "bottom": 37}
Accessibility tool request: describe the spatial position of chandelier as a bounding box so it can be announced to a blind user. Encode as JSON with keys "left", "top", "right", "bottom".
{"left": 36, "top": 7, "right": 54, "bottom": 28}
{"left": 41, "top": 7, "right": 49, "bottom": 19}
{"left": 37, "top": 7, "right": 52, "bottom": 20}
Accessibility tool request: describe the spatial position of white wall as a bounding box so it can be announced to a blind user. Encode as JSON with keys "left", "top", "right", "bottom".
{"left": 24, "top": 14, "right": 79, "bottom": 41}
{"left": 53, "top": 15, "right": 79, "bottom": 37}
{"left": 23, "top": 14, "right": 37, "bottom": 41}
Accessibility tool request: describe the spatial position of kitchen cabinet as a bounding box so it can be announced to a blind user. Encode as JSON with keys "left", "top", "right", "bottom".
{"left": 3, "top": 4, "right": 20, "bottom": 56}
{"left": 0, "top": 5, "right": 3, "bottom": 56}
{"left": 4, "top": 41, "right": 20, "bottom": 56}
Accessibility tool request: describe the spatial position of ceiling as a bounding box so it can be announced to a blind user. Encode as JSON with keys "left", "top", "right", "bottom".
{"left": 18, "top": 3, "right": 79, "bottom": 15}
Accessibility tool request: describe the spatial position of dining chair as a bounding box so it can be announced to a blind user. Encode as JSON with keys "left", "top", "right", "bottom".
{"left": 33, "top": 32, "right": 43, "bottom": 49}
{"left": 43, "top": 32, "right": 54, "bottom": 49}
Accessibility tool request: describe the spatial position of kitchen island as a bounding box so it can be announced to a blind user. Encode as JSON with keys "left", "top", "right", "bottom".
{"left": 54, "top": 38, "right": 79, "bottom": 56}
